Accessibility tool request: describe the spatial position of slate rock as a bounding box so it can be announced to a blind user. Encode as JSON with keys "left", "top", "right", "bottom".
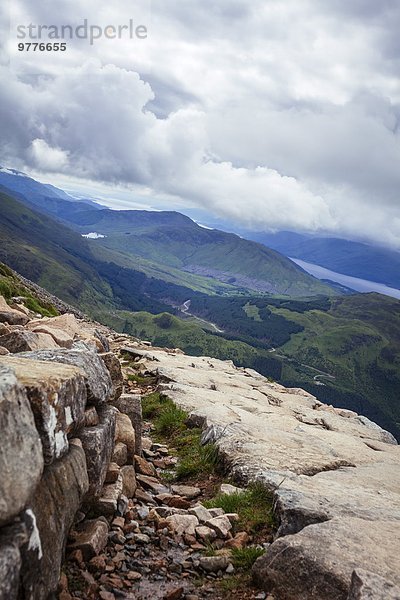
{"left": 0, "top": 365, "right": 43, "bottom": 526}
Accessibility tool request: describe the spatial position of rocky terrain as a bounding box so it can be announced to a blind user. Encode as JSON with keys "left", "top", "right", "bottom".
{"left": 0, "top": 290, "right": 399, "bottom": 600}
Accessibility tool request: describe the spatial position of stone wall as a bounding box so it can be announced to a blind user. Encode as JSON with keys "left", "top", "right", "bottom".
{"left": 0, "top": 299, "right": 142, "bottom": 600}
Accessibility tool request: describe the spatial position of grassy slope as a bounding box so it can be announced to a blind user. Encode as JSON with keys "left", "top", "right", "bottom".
{"left": 68, "top": 208, "right": 336, "bottom": 297}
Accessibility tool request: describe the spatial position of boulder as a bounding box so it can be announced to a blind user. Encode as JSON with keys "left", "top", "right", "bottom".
{"left": 0, "top": 331, "right": 59, "bottom": 353}
{"left": 79, "top": 405, "right": 117, "bottom": 501}
{"left": 199, "top": 555, "right": 229, "bottom": 573}
{"left": 0, "top": 356, "right": 87, "bottom": 465}
{"left": 195, "top": 526, "right": 217, "bottom": 543}
{"left": 252, "top": 517, "right": 400, "bottom": 599}
{"left": 348, "top": 569, "right": 400, "bottom": 599}
{"left": 206, "top": 515, "right": 232, "bottom": 539}
{"left": 112, "top": 442, "right": 128, "bottom": 466}
{"left": 111, "top": 394, "right": 142, "bottom": 455}
{"left": 99, "top": 352, "right": 123, "bottom": 401}
{"left": 105, "top": 463, "right": 120, "bottom": 484}
{"left": 0, "top": 365, "right": 44, "bottom": 526}
{"left": 0, "top": 295, "right": 30, "bottom": 326}
{"left": 20, "top": 443, "right": 89, "bottom": 600}
{"left": 166, "top": 514, "right": 199, "bottom": 537}
{"left": 28, "top": 325, "right": 74, "bottom": 349}
{"left": 115, "top": 412, "right": 136, "bottom": 458}
{"left": 189, "top": 505, "right": 213, "bottom": 524}
{"left": 171, "top": 485, "right": 201, "bottom": 500}
{"left": 0, "top": 346, "right": 9, "bottom": 355}
{"left": 19, "top": 348, "right": 113, "bottom": 405}
{"left": 134, "top": 455, "right": 156, "bottom": 477}
{"left": 68, "top": 519, "right": 109, "bottom": 560}
{"left": 120, "top": 465, "right": 137, "bottom": 498}
{"left": 26, "top": 314, "right": 80, "bottom": 339}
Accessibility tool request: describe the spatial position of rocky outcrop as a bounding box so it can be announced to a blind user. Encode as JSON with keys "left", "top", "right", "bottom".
{"left": 125, "top": 346, "right": 400, "bottom": 599}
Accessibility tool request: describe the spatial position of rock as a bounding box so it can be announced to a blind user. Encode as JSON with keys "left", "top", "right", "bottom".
{"left": 134, "top": 455, "right": 156, "bottom": 477}
{"left": 166, "top": 515, "right": 199, "bottom": 537}
{"left": 112, "top": 442, "right": 128, "bottom": 466}
{"left": 206, "top": 516, "right": 232, "bottom": 538}
{"left": 105, "top": 463, "right": 120, "bottom": 484}
{"left": 195, "top": 526, "right": 217, "bottom": 543}
{"left": 135, "top": 488, "right": 156, "bottom": 504}
{"left": 0, "top": 346, "right": 9, "bottom": 355}
{"left": 19, "top": 347, "right": 113, "bottom": 405}
{"left": 198, "top": 556, "right": 229, "bottom": 573}
{"left": 141, "top": 436, "right": 152, "bottom": 450}
{"left": 0, "top": 365, "right": 43, "bottom": 526}
{"left": 164, "top": 588, "right": 184, "bottom": 600}
{"left": 0, "top": 356, "right": 87, "bottom": 464}
{"left": 0, "top": 524, "right": 27, "bottom": 600}
{"left": 348, "top": 569, "right": 400, "bottom": 599}
{"left": 120, "top": 465, "right": 137, "bottom": 498}
{"left": 225, "top": 532, "right": 249, "bottom": 549}
{"left": 20, "top": 444, "right": 89, "bottom": 600}
{"left": 79, "top": 405, "right": 117, "bottom": 501}
{"left": 208, "top": 508, "right": 225, "bottom": 518}
{"left": 220, "top": 483, "right": 244, "bottom": 496}
{"left": 167, "top": 496, "right": 191, "bottom": 510}
{"left": 189, "top": 504, "right": 213, "bottom": 523}
{"left": 93, "top": 474, "right": 123, "bottom": 516}
{"left": 83, "top": 406, "right": 99, "bottom": 427}
{"left": 171, "top": 485, "right": 201, "bottom": 500}
{"left": 0, "top": 331, "right": 59, "bottom": 352}
{"left": 136, "top": 506, "right": 150, "bottom": 520}
{"left": 0, "top": 295, "right": 30, "bottom": 325}
{"left": 28, "top": 325, "right": 74, "bottom": 348}
{"left": 68, "top": 519, "right": 109, "bottom": 560}
{"left": 115, "top": 412, "right": 136, "bottom": 458}
{"left": 136, "top": 474, "right": 169, "bottom": 495}
{"left": 252, "top": 517, "right": 400, "bottom": 599}
{"left": 99, "top": 352, "right": 123, "bottom": 401}
{"left": 27, "top": 314, "right": 80, "bottom": 339}
{"left": 225, "top": 513, "right": 240, "bottom": 523}
{"left": 112, "top": 394, "right": 142, "bottom": 455}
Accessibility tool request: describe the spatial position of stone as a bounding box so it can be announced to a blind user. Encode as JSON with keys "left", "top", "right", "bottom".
{"left": 171, "top": 485, "right": 201, "bottom": 500}
{"left": 105, "top": 463, "right": 120, "bottom": 484}
{"left": 225, "top": 513, "right": 240, "bottom": 523}
{"left": 167, "top": 496, "right": 191, "bottom": 510}
{"left": 195, "top": 526, "right": 217, "bottom": 543}
{"left": 112, "top": 442, "right": 128, "bottom": 466}
{"left": 115, "top": 412, "right": 136, "bottom": 458}
{"left": 198, "top": 556, "right": 229, "bottom": 573}
{"left": 0, "top": 295, "right": 30, "bottom": 325}
{"left": 83, "top": 406, "right": 99, "bottom": 427}
{"left": 348, "top": 569, "right": 400, "bottom": 599}
{"left": 79, "top": 405, "right": 117, "bottom": 501}
{"left": 134, "top": 455, "right": 156, "bottom": 477}
{"left": 28, "top": 325, "right": 74, "bottom": 348}
{"left": 0, "top": 356, "right": 87, "bottom": 464}
{"left": 20, "top": 444, "right": 89, "bottom": 600}
{"left": 206, "top": 516, "right": 232, "bottom": 538}
{"left": 20, "top": 347, "right": 113, "bottom": 405}
{"left": 189, "top": 504, "right": 213, "bottom": 523}
{"left": 99, "top": 352, "right": 123, "bottom": 402}
{"left": 0, "top": 346, "right": 9, "bottom": 355}
{"left": 0, "top": 331, "right": 58, "bottom": 353}
{"left": 252, "top": 517, "right": 400, "bottom": 599}
{"left": 135, "top": 488, "right": 155, "bottom": 504}
{"left": 225, "top": 532, "right": 249, "bottom": 549}
{"left": 0, "top": 525, "right": 26, "bottom": 600}
{"left": 164, "top": 588, "right": 184, "bottom": 600}
{"left": 27, "top": 314, "right": 80, "bottom": 339}
{"left": 141, "top": 436, "right": 152, "bottom": 450}
{"left": 68, "top": 519, "right": 109, "bottom": 560}
{"left": 0, "top": 365, "right": 43, "bottom": 526}
{"left": 120, "top": 465, "right": 137, "bottom": 498}
{"left": 166, "top": 514, "right": 199, "bottom": 537}
{"left": 112, "top": 394, "right": 142, "bottom": 455}
{"left": 136, "top": 474, "right": 169, "bottom": 495}
{"left": 208, "top": 508, "right": 225, "bottom": 518}
{"left": 94, "top": 474, "right": 123, "bottom": 516}
{"left": 220, "top": 483, "right": 244, "bottom": 496}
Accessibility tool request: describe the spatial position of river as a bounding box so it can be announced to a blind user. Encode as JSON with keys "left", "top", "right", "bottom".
{"left": 291, "top": 258, "right": 400, "bottom": 300}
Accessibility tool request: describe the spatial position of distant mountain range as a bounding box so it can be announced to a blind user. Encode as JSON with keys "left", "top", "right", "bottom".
{"left": 247, "top": 231, "right": 400, "bottom": 290}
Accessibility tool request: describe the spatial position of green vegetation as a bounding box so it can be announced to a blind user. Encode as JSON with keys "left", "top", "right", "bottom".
{"left": 0, "top": 262, "right": 58, "bottom": 317}
{"left": 141, "top": 393, "right": 219, "bottom": 480}
{"left": 231, "top": 546, "right": 265, "bottom": 570}
{"left": 204, "top": 483, "right": 275, "bottom": 533}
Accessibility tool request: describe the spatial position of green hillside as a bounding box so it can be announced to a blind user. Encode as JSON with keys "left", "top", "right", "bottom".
{"left": 65, "top": 208, "right": 336, "bottom": 297}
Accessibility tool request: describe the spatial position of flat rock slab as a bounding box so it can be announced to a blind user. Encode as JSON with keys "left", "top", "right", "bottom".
{"left": 20, "top": 443, "right": 89, "bottom": 600}
{"left": 0, "top": 356, "right": 87, "bottom": 465}
{"left": 0, "top": 331, "right": 59, "bottom": 353}
{"left": 0, "top": 365, "right": 43, "bottom": 526}
{"left": 252, "top": 517, "right": 400, "bottom": 599}
{"left": 19, "top": 348, "right": 113, "bottom": 405}
{"left": 79, "top": 405, "right": 116, "bottom": 501}
{"left": 138, "top": 348, "right": 400, "bottom": 598}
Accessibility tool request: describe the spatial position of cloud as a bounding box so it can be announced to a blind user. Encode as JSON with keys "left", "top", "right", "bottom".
{"left": 1, "top": 0, "right": 400, "bottom": 247}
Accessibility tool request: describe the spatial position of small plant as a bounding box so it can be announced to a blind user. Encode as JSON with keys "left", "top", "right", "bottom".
{"left": 231, "top": 546, "right": 265, "bottom": 570}
{"left": 127, "top": 373, "right": 148, "bottom": 384}
{"left": 204, "top": 482, "right": 275, "bottom": 533}
{"left": 154, "top": 405, "right": 187, "bottom": 436}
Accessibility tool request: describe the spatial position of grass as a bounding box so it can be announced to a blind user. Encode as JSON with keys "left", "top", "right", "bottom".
{"left": 204, "top": 482, "right": 276, "bottom": 533}
{"left": 141, "top": 392, "right": 220, "bottom": 480}
{"left": 0, "top": 263, "right": 58, "bottom": 317}
{"left": 231, "top": 546, "right": 265, "bottom": 570}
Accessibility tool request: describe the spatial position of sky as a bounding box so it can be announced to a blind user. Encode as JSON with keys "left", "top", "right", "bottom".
{"left": 1, "top": 0, "right": 400, "bottom": 248}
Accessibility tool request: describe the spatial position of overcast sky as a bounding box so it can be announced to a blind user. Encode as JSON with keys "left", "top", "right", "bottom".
{"left": 1, "top": 0, "right": 400, "bottom": 247}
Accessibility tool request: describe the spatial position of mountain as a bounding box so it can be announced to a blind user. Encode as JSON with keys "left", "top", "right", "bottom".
{"left": 248, "top": 231, "right": 400, "bottom": 290}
